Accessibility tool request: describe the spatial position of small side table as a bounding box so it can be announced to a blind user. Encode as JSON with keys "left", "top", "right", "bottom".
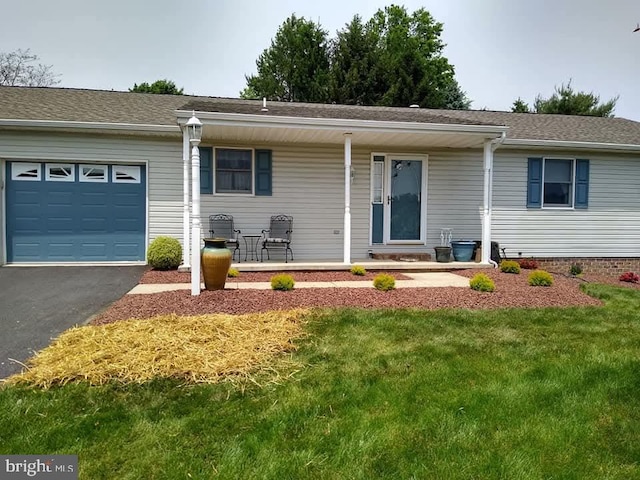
{"left": 242, "top": 234, "right": 263, "bottom": 262}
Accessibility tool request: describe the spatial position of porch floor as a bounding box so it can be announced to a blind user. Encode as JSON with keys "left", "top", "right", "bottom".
{"left": 180, "top": 259, "right": 490, "bottom": 273}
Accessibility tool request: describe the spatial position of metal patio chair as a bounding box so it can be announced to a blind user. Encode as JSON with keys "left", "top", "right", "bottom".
{"left": 261, "top": 214, "right": 294, "bottom": 263}
{"left": 208, "top": 214, "right": 241, "bottom": 261}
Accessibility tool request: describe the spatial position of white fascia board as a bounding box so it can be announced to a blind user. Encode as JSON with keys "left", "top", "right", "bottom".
{"left": 0, "top": 118, "right": 180, "bottom": 133}
{"left": 503, "top": 138, "right": 640, "bottom": 153}
{"left": 174, "top": 109, "right": 507, "bottom": 137}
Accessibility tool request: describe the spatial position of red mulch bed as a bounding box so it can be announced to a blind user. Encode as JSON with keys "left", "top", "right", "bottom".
{"left": 93, "top": 268, "right": 604, "bottom": 325}
{"left": 140, "top": 269, "right": 413, "bottom": 283}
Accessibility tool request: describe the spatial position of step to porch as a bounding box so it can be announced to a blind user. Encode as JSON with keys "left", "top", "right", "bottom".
{"left": 179, "top": 259, "right": 487, "bottom": 273}
{"left": 371, "top": 252, "right": 432, "bottom": 262}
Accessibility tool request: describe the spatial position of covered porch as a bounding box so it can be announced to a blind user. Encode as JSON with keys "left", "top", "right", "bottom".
{"left": 176, "top": 103, "right": 506, "bottom": 294}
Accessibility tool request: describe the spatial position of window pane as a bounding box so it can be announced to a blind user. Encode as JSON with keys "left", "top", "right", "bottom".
{"left": 215, "top": 149, "right": 252, "bottom": 193}
{"left": 372, "top": 162, "right": 383, "bottom": 203}
{"left": 217, "top": 149, "right": 251, "bottom": 170}
{"left": 545, "top": 159, "right": 572, "bottom": 183}
{"left": 544, "top": 183, "right": 571, "bottom": 206}
{"left": 543, "top": 159, "right": 573, "bottom": 206}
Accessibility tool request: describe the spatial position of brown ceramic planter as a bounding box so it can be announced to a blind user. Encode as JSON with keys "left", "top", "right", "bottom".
{"left": 201, "top": 238, "right": 232, "bottom": 290}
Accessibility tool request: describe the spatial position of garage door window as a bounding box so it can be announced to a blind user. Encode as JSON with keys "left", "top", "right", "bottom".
{"left": 112, "top": 165, "right": 141, "bottom": 184}
{"left": 11, "top": 163, "right": 41, "bottom": 181}
{"left": 46, "top": 163, "right": 75, "bottom": 182}
{"left": 80, "top": 165, "right": 108, "bottom": 183}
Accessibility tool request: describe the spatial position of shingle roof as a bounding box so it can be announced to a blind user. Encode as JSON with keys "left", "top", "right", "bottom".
{"left": 0, "top": 86, "right": 186, "bottom": 125}
{"left": 179, "top": 99, "right": 493, "bottom": 127}
{"left": 2, "top": 86, "right": 640, "bottom": 146}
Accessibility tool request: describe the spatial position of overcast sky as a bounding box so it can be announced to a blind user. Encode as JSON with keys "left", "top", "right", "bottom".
{"left": 3, "top": 0, "right": 639, "bottom": 120}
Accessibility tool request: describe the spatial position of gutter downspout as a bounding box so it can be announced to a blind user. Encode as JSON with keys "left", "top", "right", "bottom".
{"left": 343, "top": 133, "right": 352, "bottom": 264}
{"left": 482, "top": 132, "right": 506, "bottom": 267}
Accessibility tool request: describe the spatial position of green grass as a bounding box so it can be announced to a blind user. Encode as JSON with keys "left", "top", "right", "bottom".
{"left": 1, "top": 283, "right": 640, "bottom": 479}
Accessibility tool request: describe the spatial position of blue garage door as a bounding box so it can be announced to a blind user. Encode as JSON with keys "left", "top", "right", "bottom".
{"left": 6, "top": 162, "right": 146, "bottom": 262}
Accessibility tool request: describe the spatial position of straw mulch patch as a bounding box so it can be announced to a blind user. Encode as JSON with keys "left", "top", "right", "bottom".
{"left": 6, "top": 309, "right": 310, "bottom": 388}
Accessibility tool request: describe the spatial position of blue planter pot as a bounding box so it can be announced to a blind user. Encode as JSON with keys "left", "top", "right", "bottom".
{"left": 451, "top": 241, "right": 476, "bottom": 262}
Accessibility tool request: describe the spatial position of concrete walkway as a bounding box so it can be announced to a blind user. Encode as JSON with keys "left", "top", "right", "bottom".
{"left": 128, "top": 272, "right": 470, "bottom": 294}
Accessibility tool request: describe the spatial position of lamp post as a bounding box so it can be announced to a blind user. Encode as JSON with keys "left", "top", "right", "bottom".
{"left": 186, "top": 112, "right": 203, "bottom": 295}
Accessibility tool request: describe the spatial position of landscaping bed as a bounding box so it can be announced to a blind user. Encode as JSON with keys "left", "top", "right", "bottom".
{"left": 140, "top": 269, "right": 413, "bottom": 283}
{"left": 93, "top": 269, "right": 602, "bottom": 325}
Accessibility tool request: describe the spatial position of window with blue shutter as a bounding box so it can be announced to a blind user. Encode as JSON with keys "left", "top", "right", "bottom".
{"left": 574, "top": 159, "right": 589, "bottom": 208}
{"left": 527, "top": 157, "right": 542, "bottom": 207}
{"left": 527, "top": 157, "right": 589, "bottom": 209}
{"left": 199, "top": 147, "right": 213, "bottom": 194}
{"left": 255, "top": 149, "right": 272, "bottom": 196}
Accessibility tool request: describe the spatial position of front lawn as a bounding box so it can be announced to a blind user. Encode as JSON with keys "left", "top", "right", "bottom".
{"left": 1, "top": 283, "right": 639, "bottom": 479}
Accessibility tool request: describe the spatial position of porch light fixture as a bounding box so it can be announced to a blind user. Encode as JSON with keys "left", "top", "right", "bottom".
{"left": 186, "top": 111, "right": 203, "bottom": 145}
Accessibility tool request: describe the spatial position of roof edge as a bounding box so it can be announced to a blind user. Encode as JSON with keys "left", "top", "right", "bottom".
{"left": 0, "top": 118, "right": 180, "bottom": 133}
{"left": 503, "top": 138, "right": 640, "bottom": 152}
{"left": 175, "top": 110, "right": 508, "bottom": 136}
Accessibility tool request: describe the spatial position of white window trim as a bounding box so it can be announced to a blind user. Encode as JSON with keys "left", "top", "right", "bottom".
{"left": 11, "top": 162, "right": 41, "bottom": 181}
{"left": 541, "top": 157, "right": 576, "bottom": 210}
{"left": 370, "top": 155, "right": 385, "bottom": 205}
{"left": 45, "top": 163, "right": 75, "bottom": 182}
{"left": 213, "top": 146, "right": 255, "bottom": 196}
{"left": 112, "top": 165, "right": 141, "bottom": 184}
{"left": 79, "top": 164, "right": 108, "bottom": 183}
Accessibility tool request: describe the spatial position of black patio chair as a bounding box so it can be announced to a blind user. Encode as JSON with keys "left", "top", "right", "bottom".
{"left": 208, "top": 214, "right": 241, "bottom": 261}
{"left": 261, "top": 214, "right": 294, "bottom": 263}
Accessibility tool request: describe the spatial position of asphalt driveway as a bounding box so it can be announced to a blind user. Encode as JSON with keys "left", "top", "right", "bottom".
{"left": 0, "top": 265, "right": 147, "bottom": 379}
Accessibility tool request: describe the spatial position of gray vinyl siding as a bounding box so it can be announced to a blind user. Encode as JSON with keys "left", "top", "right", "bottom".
{"left": 493, "top": 151, "right": 640, "bottom": 257}
{"left": 6, "top": 128, "right": 638, "bottom": 264}
{"left": 202, "top": 144, "right": 348, "bottom": 261}
{"left": 0, "top": 131, "right": 183, "bottom": 263}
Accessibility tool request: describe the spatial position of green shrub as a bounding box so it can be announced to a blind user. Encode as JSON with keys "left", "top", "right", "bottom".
{"left": 529, "top": 270, "right": 554, "bottom": 287}
{"left": 270, "top": 274, "right": 295, "bottom": 291}
{"left": 469, "top": 273, "right": 495, "bottom": 292}
{"left": 500, "top": 260, "right": 521, "bottom": 274}
{"left": 227, "top": 268, "right": 240, "bottom": 278}
{"left": 569, "top": 263, "right": 583, "bottom": 276}
{"left": 147, "top": 236, "right": 182, "bottom": 270}
{"left": 350, "top": 265, "right": 367, "bottom": 276}
{"left": 373, "top": 273, "right": 396, "bottom": 291}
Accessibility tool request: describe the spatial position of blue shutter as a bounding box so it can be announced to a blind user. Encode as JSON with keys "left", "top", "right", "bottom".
{"left": 200, "top": 147, "right": 213, "bottom": 194}
{"left": 575, "top": 159, "right": 589, "bottom": 209}
{"left": 255, "top": 149, "right": 272, "bottom": 196}
{"left": 527, "top": 157, "right": 543, "bottom": 208}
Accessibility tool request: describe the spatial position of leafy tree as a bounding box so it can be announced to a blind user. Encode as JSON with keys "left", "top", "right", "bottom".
{"left": 241, "top": 14, "right": 330, "bottom": 102}
{"left": 511, "top": 97, "right": 530, "bottom": 113}
{"left": 130, "top": 79, "right": 183, "bottom": 95}
{"left": 0, "top": 49, "right": 60, "bottom": 87}
{"left": 367, "top": 5, "right": 459, "bottom": 109}
{"left": 329, "top": 15, "right": 382, "bottom": 105}
{"left": 441, "top": 79, "right": 472, "bottom": 110}
{"left": 243, "top": 7, "right": 470, "bottom": 109}
{"left": 512, "top": 81, "right": 617, "bottom": 117}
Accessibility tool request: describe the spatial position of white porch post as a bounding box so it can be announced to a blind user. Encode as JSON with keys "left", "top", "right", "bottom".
{"left": 182, "top": 129, "right": 191, "bottom": 268}
{"left": 343, "top": 133, "right": 352, "bottom": 264}
{"left": 186, "top": 113, "right": 203, "bottom": 296}
{"left": 481, "top": 139, "right": 493, "bottom": 264}
{"left": 190, "top": 142, "right": 201, "bottom": 295}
